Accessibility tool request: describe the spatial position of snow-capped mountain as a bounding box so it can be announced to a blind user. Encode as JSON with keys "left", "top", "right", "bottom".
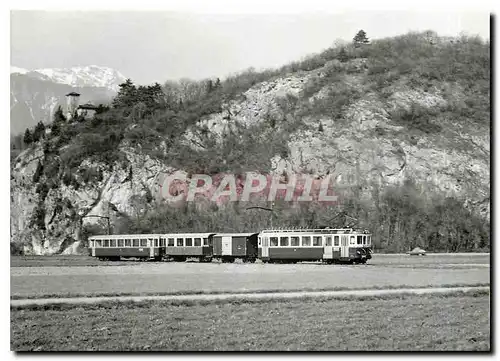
{"left": 10, "top": 65, "right": 127, "bottom": 134}
{"left": 10, "top": 66, "right": 29, "bottom": 75}
{"left": 32, "top": 65, "right": 127, "bottom": 92}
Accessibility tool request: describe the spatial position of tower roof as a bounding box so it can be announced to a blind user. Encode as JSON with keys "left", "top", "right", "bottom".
{"left": 66, "top": 92, "right": 81, "bottom": 97}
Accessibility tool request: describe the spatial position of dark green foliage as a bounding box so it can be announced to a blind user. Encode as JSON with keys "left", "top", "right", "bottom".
{"left": 115, "top": 177, "right": 488, "bottom": 253}
{"left": 53, "top": 106, "right": 66, "bottom": 123}
{"left": 318, "top": 122, "right": 324, "bottom": 132}
{"left": 23, "top": 128, "right": 33, "bottom": 145}
{"left": 353, "top": 30, "right": 370, "bottom": 47}
{"left": 10, "top": 242, "right": 23, "bottom": 256}
{"left": 371, "top": 180, "right": 489, "bottom": 252}
{"left": 51, "top": 106, "right": 66, "bottom": 136}
{"left": 32, "top": 161, "right": 43, "bottom": 183}
{"left": 30, "top": 205, "right": 46, "bottom": 230}
{"left": 32, "top": 121, "right": 46, "bottom": 142}
{"left": 338, "top": 47, "right": 349, "bottom": 62}
{"left": 80, "top": 167, "right": 103, "bottom": 184}
{"left": 35, "top": 182, "right": 50, "bottom": 202}
{"left": 390, "top": 103, "right": 443, "bottom": 134}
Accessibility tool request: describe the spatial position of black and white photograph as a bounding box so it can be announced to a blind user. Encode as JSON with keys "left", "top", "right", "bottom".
{"left": 7, "top": 2, "right": 491, "bottom": 352}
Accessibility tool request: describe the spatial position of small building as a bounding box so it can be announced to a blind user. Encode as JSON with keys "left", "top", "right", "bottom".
{"left": 65, "top": 92, "right": 81, "bottom": 120}
{"left": 77, "top": 102, "right": 99, "bottom": 119}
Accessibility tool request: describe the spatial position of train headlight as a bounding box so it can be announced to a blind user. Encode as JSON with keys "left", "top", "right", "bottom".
{"left": 356, "top": 250, "right": 361, "bottom": 255}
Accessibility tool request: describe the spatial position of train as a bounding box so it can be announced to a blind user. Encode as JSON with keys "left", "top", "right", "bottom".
{"left": 88, "top": 228, "right": 373, "bottom": 264}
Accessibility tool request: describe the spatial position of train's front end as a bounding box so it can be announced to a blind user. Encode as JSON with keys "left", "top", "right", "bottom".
{"left": 348, "top": 230, "right": 372, "bottom": 263}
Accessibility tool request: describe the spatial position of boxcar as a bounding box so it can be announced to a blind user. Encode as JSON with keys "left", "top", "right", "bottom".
{"left": 212, "top": 233, "right": 259, "bottom": 263}
{"left": 162, "top": 233, "right": 216, "bottom": 262}
{"left": 258, "top": 229, "right": 372, "bottom": 264}
{"left": 88, "top": 234, "right": 162, "bottom": 261}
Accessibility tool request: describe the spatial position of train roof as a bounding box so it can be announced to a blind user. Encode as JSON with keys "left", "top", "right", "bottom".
{"left": 89, "top": 234, "right": 162, "bottom": 239}
{"left": 213, "top": 233, "right": 259, "bottom": 237}
{"left": 260, "top": 228, "right": 370, "bottom": 234}
{"left": 161, "top": 233, "right": 216, "bottom": 238}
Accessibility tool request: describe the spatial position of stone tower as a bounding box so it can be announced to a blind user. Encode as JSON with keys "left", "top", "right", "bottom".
{"left": 65, "top": 92, "right": 81, "bottom": 120}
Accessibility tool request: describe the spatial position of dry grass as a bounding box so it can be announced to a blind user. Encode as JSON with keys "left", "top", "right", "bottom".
{"left": 11, "top": 293, "right": 490, "bottom": 351}
{"left": 11, "top": 262, "right": 490, "bottom": 299}
{"left": 10, "top": 282, "right": 490, "bottom": 300}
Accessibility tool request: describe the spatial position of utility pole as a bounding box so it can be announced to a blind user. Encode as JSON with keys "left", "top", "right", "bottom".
{"left": 246, "top": 202, "right": 275, "bottom": 229}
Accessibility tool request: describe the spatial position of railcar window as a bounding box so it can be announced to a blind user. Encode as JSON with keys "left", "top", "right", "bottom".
{"left": 357, "top": 236, "right": 363, "bottom": 245}
{"left": 270, "top": 237, "right": 279, "bottom": 246}
{"left": 125, "top": 239, "right": 131, "bottom": 247}
{"left": 326, "top": 236, "right": 332, "bottom": 246}
{"left": 203, "top": 238, "right": 209, "bottom": 246}
{"left": 350, "top": 236, "right": 356, "bottom": 245}
{"left": 279, "top": 237, "right": 289, "bottom": 247}
{"left": 334, "top": 236, "right": 340, "bottom": 246}
{"left": 103, "top": 240, "right": 109, "bottom": 247}
{"left": 302, "top": 236, "right": 311, "bottom": 247}
{"left": 368, "top": 236, "right": 371, "bottom": 245}
{"left": 177, "top": 238, "right": 184, "bottom": 247}
{"left": 95, "top": 240, "right": 102, "bottom": 247}
{"left": 290, "top": 236, "right": 300, "bottom": 247}
{"left": 154, "top": 239, "right": 159, "bottom": 247}
{"left": 168, "top": 238, "right": 175, "bottom": 246}
{"left": 117, "top": 239, "right": 124, "bottom": 247}
{"left": 160, "top": 238, "right": 166, "bottom": 247}
{"left": 194, "top": 238, "right": 202, "bottom": 247}
{"left": 258, "top": 238, "right": 262, "bottom": 246}
{"left": 140, "top": 239, "right": 148, "bottom": 247}
{"left": 133, "top": 239, "right": 140, "bottom": 247}
{"left": 110, "top": 240, "right": 117, "bottom": 247}
{"left": 313, "top": 236, "right": 322, "bottom": 247}
{"left": 185, "top": 238, "right": 193, "bottom": 247}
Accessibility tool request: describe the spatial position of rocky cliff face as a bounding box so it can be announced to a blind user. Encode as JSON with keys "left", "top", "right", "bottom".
{"left": 11, "top": 144, "right": 168, "bottom": 255}
{"left": 191, "top": 63, "right": 490, "bottom": 219}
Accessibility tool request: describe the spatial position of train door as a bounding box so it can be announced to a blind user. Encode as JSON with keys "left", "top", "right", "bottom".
{"left": 261, "top": 236, "right": 269, "bottom": 258}
{"left": 341, "top": 235, "right": 349, "bottom": 258}
{"left": 222, "top": 236, "right": 232, "bottom": 256}
{"left": 149, "top": 238, "right": 155, "bottom": 258}
{"left": 91, "top": 241, "right": 96, "bottom": 257}
{"left": 323, "top": 235, "right": 333, "bottom": 259}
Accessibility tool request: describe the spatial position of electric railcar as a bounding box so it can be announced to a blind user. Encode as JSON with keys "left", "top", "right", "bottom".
{"left": 88, "top": 228, "right": 372, "bottom": 264}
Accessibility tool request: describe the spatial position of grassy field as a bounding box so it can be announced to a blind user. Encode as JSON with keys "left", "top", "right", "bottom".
{"left": 11, "top": 258, "right": 490, "bottom": 298}
{"left": 10, "top": 253, "right": 490, "bottom": 268}
{"left": 11, "top": 292, "right": 490, "bottom": 351}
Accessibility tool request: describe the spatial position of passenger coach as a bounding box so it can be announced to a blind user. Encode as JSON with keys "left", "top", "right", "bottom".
{"left": 88, "top": 234, "right": 162, "bottom": 261}
{"left": 258, "top": 228, "right": 372, "bottom": 264}
{"left": 161, "top": 233, "right": 215, "bottom": 262}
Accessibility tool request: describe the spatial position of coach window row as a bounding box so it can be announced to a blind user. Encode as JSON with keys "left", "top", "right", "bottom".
{"left": 90, "top": 239, "right": 153, "bottom": 247}
{"left": 268, "top": 236, "right": 326, "bottom": 247}
{"left": 164, "top": 237, "right": 207, "bottom": 247}
{"left": 90, "top": 237, "right": 212, "bottom": 248}
{"left": 259, "top": 235, "right": 348, "bottom": 247}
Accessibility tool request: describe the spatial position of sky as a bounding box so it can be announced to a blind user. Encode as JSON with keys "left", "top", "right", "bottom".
{"left": 10, "top": 10, "right": 490, "bottom": 85}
